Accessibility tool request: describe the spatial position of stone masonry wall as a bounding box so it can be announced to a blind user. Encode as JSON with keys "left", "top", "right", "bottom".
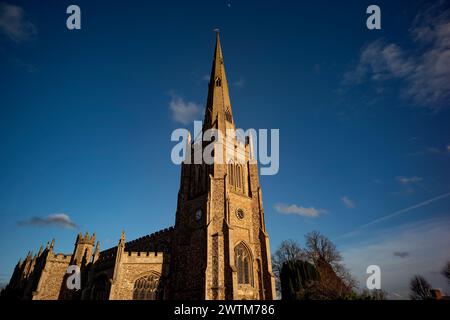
{"left": 109, "top": 252, "right": 167, "bottom": 300}
{"left": 33, "top": 254, "right": 71, "bottom": 300}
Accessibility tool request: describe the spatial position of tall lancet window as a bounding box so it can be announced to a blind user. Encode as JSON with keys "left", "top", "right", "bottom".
{"left": 235, "top": 242, "right": 253, "bottom": 285}
{"left": 215, "top": 77, "right": 222, "bottom": 87}
{"left": 236, "top": 165, "right": 241, "bottom": 188}
{"left": 228, "top": 162, "right": 234, "bottom": 186}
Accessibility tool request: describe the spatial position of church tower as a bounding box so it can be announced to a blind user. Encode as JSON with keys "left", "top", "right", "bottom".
{"left": 169, "top": 32, "right": 276, "bottom": 300}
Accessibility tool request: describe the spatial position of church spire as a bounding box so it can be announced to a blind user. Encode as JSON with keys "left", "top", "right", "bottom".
{"left": 203, "top": 30, "right": 235, "bottom": 133}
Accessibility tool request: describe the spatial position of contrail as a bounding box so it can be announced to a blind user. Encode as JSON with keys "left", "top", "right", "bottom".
{"left": 335, "top": 192, "right": 450, "bottom": 240}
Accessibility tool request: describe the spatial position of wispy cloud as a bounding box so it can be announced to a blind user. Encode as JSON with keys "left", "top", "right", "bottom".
{"left": 408, "top": 146, "right": 450, "bottom": 156}
{"left": 0, "top": 2, "right": 37, "bottom": 42}
{"left": 396, "top": 176, "right": 422, "bottom": 185}
{"left": 17, "top": 213, "right": 77, "bottom": 229}
{"left": 393, "top": 251, "right": 410, "bottom": 258}
{"left": 341, "top": 218, "right": 450, "bottom": 299}
{"left": 343, "top": 1, "right": 450, "bottom": 111}
{"left": 394, "top": 176, "right": 424, "bottom": 195}
{"left": 336, "top": 192, "right": 450, "bottom": 240}
{"left": 274, "top": 203, "right": 326, "bottom": 218}
{"left": 341, "top": 196, "right": 356, "bottom": 209}
{"left": 168, "top": 92, "right": 202, "bottom": 125}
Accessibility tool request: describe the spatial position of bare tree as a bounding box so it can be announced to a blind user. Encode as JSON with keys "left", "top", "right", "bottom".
{"left": 304, "top": 231, "right": 342, "bottom": 265}
{"left": 442, "top": 261, "right": 450, "bottom": 285}
{"left": 409, "top": 275, "right": 432, "bottom": 300}
{"left": 333, "top": 263, "right": 358, "bottom": 290}
{"left": 273, "top": 232, "right": 357, "bottom": 299}
{"left": 304, "top": 231, "right": 356, "bottom": 292}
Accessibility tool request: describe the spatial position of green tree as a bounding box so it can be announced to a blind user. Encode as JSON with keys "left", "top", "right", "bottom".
{"left": 272, "top": 239, "right": 305, "bottom": 296}
{"left": 280, "top": 260, "right": 320, "bottom": 300}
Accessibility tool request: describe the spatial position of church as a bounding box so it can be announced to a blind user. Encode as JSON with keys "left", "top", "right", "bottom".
{"left": 2, "top": 33, "right": 276, "bottom": 300}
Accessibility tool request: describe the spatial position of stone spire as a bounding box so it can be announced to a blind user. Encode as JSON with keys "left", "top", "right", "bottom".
{"left": 119, "top": 230, "right": 125, "bottom": 246}
{"left": 37, "top": 245, "right": 43, "bottom": 257}
{"left": 203, "top": 30, "right": 235, "bottom": 134}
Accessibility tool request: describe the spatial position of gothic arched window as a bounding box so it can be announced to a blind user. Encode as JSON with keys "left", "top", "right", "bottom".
{"left": 236, "top": 165, "right": 241, "bottom": 188}
{"left": 235, "top": 242, "right": 253, "bottom": 285}
{"left": 132, "top": 273, "right": 160, "bottom": 300}
{"left": 215, "top": 77, "right": 222, "bottom": 87}
{"left": 228, "top": 163, "right": 234, "bottom": 186}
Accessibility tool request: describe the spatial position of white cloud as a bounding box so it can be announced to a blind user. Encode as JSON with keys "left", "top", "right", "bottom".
{"left": 341, "top": 218, "right": 450, "bottom": 299}
{"left": 169, "top": 93, "right": 202, "bottom": 125}
{"left": 0, "top": 2, "right": 36, "bottom": 42}
{"left": 447, "top": 144, "right": 450, "bottom": 152}
{"left": 343, "top": 1, "right": 450, "bottom": 111}
{"left": 396, "top": 176, "right": 423, "bottom": 185}
{"left": 274, "top": 203, "right": 326, "bottom": 218}
{"left": 341, "top": 196, "right": 356, "bottom": 209}
{"left": 17, "top": 213, "right": 77, "bottom": 229}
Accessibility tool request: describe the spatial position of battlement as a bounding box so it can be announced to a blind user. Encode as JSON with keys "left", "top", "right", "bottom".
{"left": 125, "top": 226, "right": 174, "bottom": 245}
{"left": 48, "top": 253, "right": 72, "bottom": 263}
{"left": 97, "top": 248, "right": 116, "bottom": 262}
{"left": 122, "top": 251, "right": 166, "bottom": 264}
{"left": 126, "top": 251, "right": 163, "bottom": 257}
{"left": 76, "top": 231, "right": 96, "bottom": 245}
{"left": 124, "top": 226, "right": 174, "bottom": 252}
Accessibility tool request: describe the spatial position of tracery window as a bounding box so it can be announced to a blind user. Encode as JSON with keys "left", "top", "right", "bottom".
{"left": 235, "top": 242, "right": 253, "bottom": 285}
{"left": 132, "top": 273, "right": 160, "bottom": 300}
{"left": 228, "top": 163, "right": 245, "bottom": 191}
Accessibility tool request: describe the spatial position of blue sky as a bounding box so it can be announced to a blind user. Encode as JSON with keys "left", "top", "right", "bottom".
{"left": 0, "top": 0, "right": 449, "bottom": 299}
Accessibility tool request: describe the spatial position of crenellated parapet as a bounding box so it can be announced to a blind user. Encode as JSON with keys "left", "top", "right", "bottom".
{"left": 47, "top": 253, "right": 72, "bottom": 263}
{"left": 122, "top": 251, "right": 166, "bottom": 264}
{"left": 124, "top": 226, "right": 174, "bottom": 253}
{"left": 76, "top": 231, "right": 96, "bottom": 245}
{"left": 1, "top": 238, "right": 74, "bottom": 300}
